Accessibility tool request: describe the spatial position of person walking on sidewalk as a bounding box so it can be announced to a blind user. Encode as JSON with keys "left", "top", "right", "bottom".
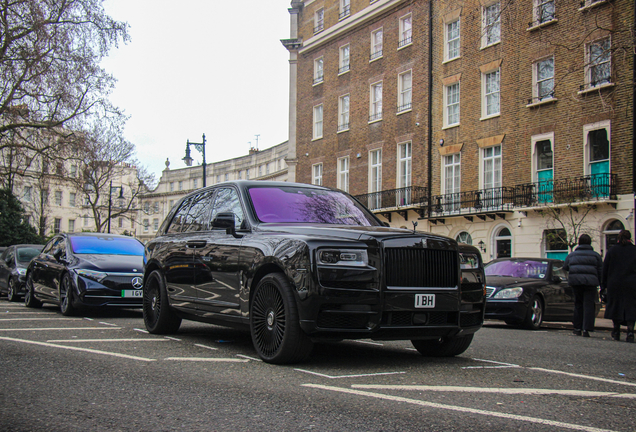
{"left": 563, "top": 234, "right": 602, "bottom": 338}
{"left": 602, "top": 229, "right": 636, "bottom": 342}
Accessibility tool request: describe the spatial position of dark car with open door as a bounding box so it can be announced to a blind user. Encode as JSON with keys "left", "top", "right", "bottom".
{"left": 24, "top": 233, "right": 145, "bottom": 315}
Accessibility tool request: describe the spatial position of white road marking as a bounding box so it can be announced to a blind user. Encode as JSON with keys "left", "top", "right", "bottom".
{"left": 529, "top": 367, "right": 636, "bottom": 388}
{"left": 0, "top": 327, "right": 121, "bottom": 331}
{"left": 0, "top": 317, "right": 83, "bottom": 321}
{"left": 462, "top": 365, "right": 520, "bottom": 369}
{"left": 98, "top": 322, "right": 118, "bottom": 326}
{"left": 47, "top": 338, "right": 169, "bottom": 343}
{"left": 163, "top": 357, "right": 249, "bottom": 362}
{"left": 164, "top": 336, "right": 181, "bottom": 341}
{"left": 0, "top": 336, "right": 155, "bottom": 362}
{"left": 133, "top": 328, "right": 149, "bottom": 333}
{"left": 236, "top": 354, "right": 261, "bottom": 361}
{"left": 295, "top": 369, "right": 406, "bottom": 379}
{"left": 351, "top": 385, "right": 636, "bottom": 399}
{"left": 194, "top": 343, "right": 218, "bottom": 350}
{"left": 353, "top": 340, "right": 384, "bottom": 346}
{"left": 303, "top": 384, "right": 618, "bottom": 432}
{"left": 472, "top": 358, "right": 520, "bottom": 367}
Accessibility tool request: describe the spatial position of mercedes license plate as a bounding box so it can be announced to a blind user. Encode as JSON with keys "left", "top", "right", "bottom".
{"left": 122, "top": 290, "right": 143, "bottom": 298}
{"left": 415, "top": 294, "right": 435, "bottom": 308}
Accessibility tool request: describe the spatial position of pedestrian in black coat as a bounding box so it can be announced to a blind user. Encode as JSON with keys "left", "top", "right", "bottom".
{"left": 563, "top": 234, "right": 602, "bottom": 337}
{"left": 602, "top": 229, "right": 636, "bottom": 342}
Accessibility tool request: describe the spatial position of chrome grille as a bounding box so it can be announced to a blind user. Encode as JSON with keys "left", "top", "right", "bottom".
{"left": 486, "top": 287, "right": 496, "bottom": 298}
{"left": 385, "top": 248, "right": 458, "bottom": 288}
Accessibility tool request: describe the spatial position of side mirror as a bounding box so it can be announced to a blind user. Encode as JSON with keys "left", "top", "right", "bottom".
{"left": 212, "top": 212, "right": 236, "bottom": 230}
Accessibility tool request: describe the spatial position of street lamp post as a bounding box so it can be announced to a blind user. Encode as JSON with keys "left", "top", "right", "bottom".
{"left": 183, "top": 133, "right": 207, "bottom": 187}
{"left": 107, "top": 180, "right": 125, "bottom": 234}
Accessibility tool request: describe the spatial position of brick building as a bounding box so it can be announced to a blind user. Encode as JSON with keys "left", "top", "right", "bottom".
{"left": 282, "top": 0, "right": 634, "bottom": 260}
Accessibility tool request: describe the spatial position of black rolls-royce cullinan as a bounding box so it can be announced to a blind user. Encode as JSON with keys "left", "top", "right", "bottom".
{"left": 24, "top": 233, "right": 145, "bottom": 315}
{"left": 142, "top": 181, "right": 487, "bottom": 364}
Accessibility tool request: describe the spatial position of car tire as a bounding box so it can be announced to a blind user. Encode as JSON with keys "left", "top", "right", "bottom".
{"left": 143, "top": 270, "right": 181, "bottom": 334}
{"left": 7, "top": 278, "right": 19, "bottom": 302}
{"left": 411, "top": 334, "right": 474, "bottom": 357}
{"left": 24, "top": 273, "right": 42, "bottom": 309}
{"left": 250, "top": 273, "right": 313, "bottom": 364}
{"left": 60, "top": 273, "right": 76, "bottom": 316}
{"left": 523, "top": 295, "right": 543, "bottom": 330}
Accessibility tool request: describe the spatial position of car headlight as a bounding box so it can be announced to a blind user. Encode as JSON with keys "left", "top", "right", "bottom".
{"left": 493, "top": 287, "right": 524, "bottom": 299}
{"left": 317, "top": 249, "right": 368, "bottom": 267}
{"left": 460, "top": 252, "right": 480, "bottom": 269}
{"left": 17, "top": 268, "right": 27, "bottom": 276}
{"left": 75, "top": 269, "right": 108, "bottom": 283}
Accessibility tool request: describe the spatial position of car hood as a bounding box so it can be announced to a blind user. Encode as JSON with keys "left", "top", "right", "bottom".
{"left": 73, "top": 254, "right": 144, "bottom": 273}
{"left": 257, "top": 224, "right": 445, "bottom": 240}
{"left": 486, "top": 276, "right": 543, "bottom": 289}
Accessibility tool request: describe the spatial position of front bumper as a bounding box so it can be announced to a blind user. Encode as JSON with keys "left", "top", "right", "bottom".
{"left": 484, "top": 299, "right": 528, "bottom": 322}
{"left": 74, "top": 275, "right": 143, "bottom": 308}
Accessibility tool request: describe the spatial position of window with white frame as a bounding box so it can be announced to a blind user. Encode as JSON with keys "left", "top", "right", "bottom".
{"left": 398, "top": 14, "right": 412, "bottom": 48}
{"left": 339, "top": 44, "right": 350, "bottom": 74}
{"left": 314, "top": 8, "right": 324, "bottom": 34}
{"left": 143, "top": 219, "right": 149, "bottom": 232}
{"left": 258, "top": 166, "right": 262, "bottom": 176}
{"left": 69, "top": 192, "right": 76, "bottom": 207}
{"left": 397, "top": 142, "right": 412, "bottom": 205}
{"left": 225, "top": 173, "right": 229, "bottom": 181}
{"left": 456, "top": 231, "right": 473, "bottom": 245}
{"left": 584, "top": 121, "right": 611, "bottom": 178}
{"left": 444, "top": 82, "right": 460, "bottom": 127}
{"left": 178, "top": 181, "right": 183, "bottom": 190}
{"left": 581, "top": 0, "right": 608, "bottom": 9}
{"left": 23, "top": 186, "right": 32, "bottom": 202}
{"left": 533, "top": 57, "right": 554, "bottom": 101}
{"left": 533, "top": 0, "right": 555, "bottom": 26}
{"left": 246, "top": 169, "right": 250, "bottom": 179}
{"left": 153, "top": 218, "right": 159, "bottom": 231}
{"left": 118, "top": 217, "right": 123, "bottom": 228}
{"left": 312, "top": 163, "right": 323, "bottom": 185}
{"left": 338, "top": 156, "right": 349, "bottom": 192}
{"left": 482, "top": 68, "right": 500, "bottom": 118}
{"left": 370, "top": 28, "right": 383, "bottom": 61}
{"left": 313, "top": 57, "right": 324, "bottom": 85}
{"left": 83, "top": 214, "right": 89, "bottom": 226}
{"left": 55, "top": 190, "right": 62, "bottom": 206}
{"left": 313, "top": 104, "right": 323, "bottom": 139}
{"left": 369, "top": 149, "right": 382, "bottom": 209}
{"left": 443, "top": 153, "right": 461, "bottom": 211}
{"left": 339, "top": 0, "right": 350, "bottom": 20}
{"left": 54, "top": 218, "right": 61, "bottom": 234}
{"left": 68, "top": 219, "right": 75, "bottom": 233}
{"left": 170, "top": 182, "right": 174, "bottom": 192}
{"left": 369, "top": 81, "right": 383, "bottom": 122}
{"left": 397, "top": 70, "right": 412, "bottom": 113}
{"left": 445, "top": 19, "right": 460, "bottom": 61}
{"left": 482, "top": 2, "right": 501, "bottom": 47}
{"left": 193, "top": 178, "right": 198, "bottom": 188}
{"left": 482, "top": 145, "right": 502, "bottom": 190}
{"left": 338, "top": 94, "right": 350, "bottom": 132}
{"left": 586, "top": 37, "right": 611, "bottom": 88}
{"left": 70, "top": 164, "right": 77, "bottom": 178}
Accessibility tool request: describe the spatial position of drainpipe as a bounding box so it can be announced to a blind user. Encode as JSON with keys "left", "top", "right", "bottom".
{"left": 427, "top": 0, "right": 434, "bottom": 218}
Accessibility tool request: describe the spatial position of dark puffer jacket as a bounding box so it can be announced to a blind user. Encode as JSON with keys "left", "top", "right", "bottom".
{"left": 563, "top": 244, "right": 602, "bottom": 286}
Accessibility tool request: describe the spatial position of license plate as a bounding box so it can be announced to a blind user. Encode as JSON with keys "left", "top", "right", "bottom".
{"left": 122, "top": 290, "right": 143, "bottom": 298}
{"left": 415, "top": 294, "right": 435, "bottom": 308}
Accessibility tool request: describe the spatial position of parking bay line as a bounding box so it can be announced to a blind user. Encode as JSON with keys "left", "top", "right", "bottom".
{"left": 164, "top": 357, "right": 249, "bottom": 362}
{"left": 303, "top": 384, "right": 618, "bottom": 432}
{"left": 0, "top": 317, "right": 84, "bottom": 321}
{"left": 295, "top": 369, "right": 406, "bottom": 379}
{"left": 0, "top": 327, "right": 122, "bottom": 331}
{"left": 351, "top": 385, "right": 636, "bottom": 399}
{"left": 47, "top": 338, "right": 169, "bottom": 343}
{"left": 0, "top": 336, "right": 155, "bottom": 362}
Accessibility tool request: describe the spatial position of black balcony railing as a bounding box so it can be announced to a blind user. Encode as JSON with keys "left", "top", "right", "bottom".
{"left": 339, "top": 5, "right": 350, "bottom": 20}
{"left": 398, "top": 36, "right": 412, "bottom": 48}
{"left": 354, "top": 174, "right": 617, "bottom": 219}
{"left": 354, "top": 186, "right": 428, "bottom": 211}
{"left": 369, "top": 50, "right": 383, "bottom": 61}
{"left": 338, "top": 64, "right": 350, "bottom": 74}
{"left": 368, "top": 112, "right": 383, "bottom": 122}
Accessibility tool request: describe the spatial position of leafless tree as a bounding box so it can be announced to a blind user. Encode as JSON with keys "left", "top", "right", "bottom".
{"left": 540, "top": 204, "right": 599, "bottom": 252}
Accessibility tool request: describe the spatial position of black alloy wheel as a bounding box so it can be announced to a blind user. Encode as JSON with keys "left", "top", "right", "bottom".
{"left": 250, "top": 273, "right": 313, "bottom": 364}
{"left": 143, "top": 270, "right": 181, "bottom": 334}
{"left": 7, "top": 278, "right": 18, "bottom": 302}
{"left": 524, "top": 295, "right": 543, "bottom": 330}
{"left": 24, "top": 273, "right": 42, "bottom": 308}
{"left": 411, "top": 334, "right": 474, "bottom": 357}
{"left": 60, "top": 273, "right": 76, "bottom": 316}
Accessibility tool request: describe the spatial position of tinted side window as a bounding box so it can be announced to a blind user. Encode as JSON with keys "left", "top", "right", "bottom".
{"left": 210, "top": 188, "right": 245, "bottom": 228}
{"left": 41, "top": 237, "right": 60, "bottom": 255}
{"left": 166, "top": 198, "right": 194, "bottom": 234}
{"left": 182, "top": 190, "right": 215, "bottom": 233}
{"left": 4, "top": 248, "right": 15, "bottom": 265}
{"left": 553, "top": 263, "right": 567, "bottom": 279}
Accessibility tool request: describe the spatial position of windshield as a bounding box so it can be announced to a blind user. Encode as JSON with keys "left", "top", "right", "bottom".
{"left": 485, "top": 260, "right": 548, "bottom": 279}
{"left": 16, "top": 246, "right": 43, "bottom": 264}
{"left": 70, "top": 236, "right": 144, "bottom": 256}
{"left": 248, "top": 186, "right": 381, "bottom": 226}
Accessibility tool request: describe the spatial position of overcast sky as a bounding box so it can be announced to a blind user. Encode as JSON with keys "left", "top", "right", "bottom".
{"left": 101, "top": 0, "right": 292, "bottom": 181}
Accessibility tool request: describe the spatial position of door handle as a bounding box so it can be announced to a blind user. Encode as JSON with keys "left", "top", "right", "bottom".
{"left": 186, "top": 240, "right": 207, "bottom": 248}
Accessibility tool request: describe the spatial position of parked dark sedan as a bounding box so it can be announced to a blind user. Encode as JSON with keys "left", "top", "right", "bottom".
{"left": 24, "top": 233, "right": 145, "bottom": 315}
{"left": 142, "top": 181, "right": 486, "bottom": 364}
{"left": 0, "top": 244, "right": 44, "bottom": 301}
{"left": 484, "top": 257, "right": 599, "bottom": 330}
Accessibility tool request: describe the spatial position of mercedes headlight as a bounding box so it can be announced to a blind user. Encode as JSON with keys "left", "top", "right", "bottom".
{"left": 317, "top": 249, "right": 368, "bottom": 267}
{"left": 17, "top": 268, "right": 27, "bottom": 276}
{"left": 493, "top": 287, "right": 523, "bottom": 299}
{"left": 75, "top": 269, "right": 108, "bottom": 283}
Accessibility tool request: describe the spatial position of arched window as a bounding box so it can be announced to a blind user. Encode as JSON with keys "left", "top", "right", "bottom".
{"left": 456, "top": 231, "right": 473, "bottom": 245}
{"left": 603, "top": 219, "right": 624, "bottom": 253}
{"left": 494, "top": 227, "right": 512, "bottom": 258}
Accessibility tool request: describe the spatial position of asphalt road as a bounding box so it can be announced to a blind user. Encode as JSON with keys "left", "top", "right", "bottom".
{"left": 1, "top": 300, "right": 635, "bottom": 432}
